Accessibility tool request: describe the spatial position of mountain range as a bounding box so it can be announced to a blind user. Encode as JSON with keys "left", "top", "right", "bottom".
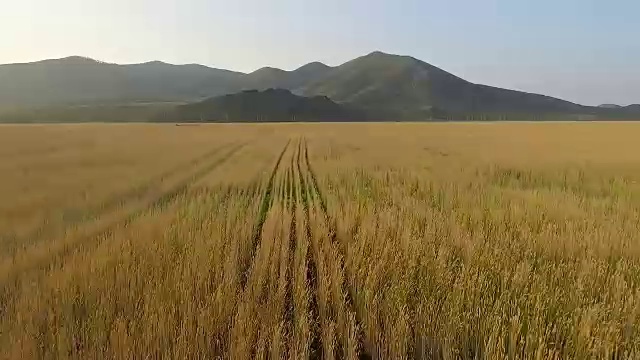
{"left": 0, "top": 51, "right": 638, "bottom": 121}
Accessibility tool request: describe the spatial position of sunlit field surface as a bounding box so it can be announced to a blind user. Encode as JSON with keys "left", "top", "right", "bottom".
{"left": 1, "top": 122, "right": 639, "bottom": 359}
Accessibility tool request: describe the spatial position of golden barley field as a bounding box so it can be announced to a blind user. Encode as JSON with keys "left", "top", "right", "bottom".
{"left": 1, "top": 122, "right": 640, "bottom": 359}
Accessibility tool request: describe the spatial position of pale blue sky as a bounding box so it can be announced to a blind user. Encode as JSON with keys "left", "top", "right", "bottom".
{"left": 2, "top": 0, "right": 639, "bottom": 105}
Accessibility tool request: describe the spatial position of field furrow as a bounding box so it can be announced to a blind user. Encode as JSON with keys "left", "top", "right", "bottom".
{"left": 230, "top": 140, "right": 294, "bottom": 358}
{"left": 297, "top": 139, "right": 323, "bottom": 359}
{"left": 283, "top": 139, "right": 301, "bottom": 358}
{"left": 302, "top": 137, "right": 370, "bottom": 359}
{"left": 243, "top": 139, "right": 291, "bottom": 289}
{"left": 1, "top": 142, "right": 231, "bottom": 258}
{"left": 0, "top": 142, "right": 248, "bottom": 314}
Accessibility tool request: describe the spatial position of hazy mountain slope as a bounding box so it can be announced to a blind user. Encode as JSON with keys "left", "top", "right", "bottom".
{"left": 241, "top": 62, "right": 332, "bottom": 91}
{"left": 122, "top": 61, "right": 242, "bottom": 100}
{"left": 241, "top": 67, "right": 289, "bottom": 90}
{"left": 590, "top": 104, "right": 640, "bottom": 119}
{"left": 461, "top": 84, "right": 584, "bottom": 114}
{"left": 160, "top": 88, "right": 364, "bottom": 122}
{"left": 0, "top": 103, "right": 177, "bottom": 123}
{"left": 0, "top": 52, "right": 637, "bottom": 121}
{"left": 0, "top": 56, "right": 243, "bottom": 106}
{"left": 302, "top": 51, "right": 583, "bottom": 119}
{"left": 0, "top": 57, "right": 125, "bottom": 106}
{"left": 598, "top": 104, "right": 623, "bottom": 109}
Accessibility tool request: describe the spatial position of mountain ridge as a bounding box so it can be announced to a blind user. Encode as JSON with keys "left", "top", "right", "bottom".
{"left": 0, "top": 52, "right": 638, "bottom": 121}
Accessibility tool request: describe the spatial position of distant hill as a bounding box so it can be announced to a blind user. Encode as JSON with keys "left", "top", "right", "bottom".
{"left": 598, "top": 104, "right": 622, "bottom": 109}
{"left": 299, "top": 52, "right": 585, "bottom": 119}
{"left": 0, "top": 103, "right": 178, "bottom": 124}
{"left": 0, "top": 56, "right": 243, "bottom": 107}
{"left": 1, "top": 52, "right": 639, "bottom": 121}
{"left": 159, "top": 88, "right": 364, "bottom": 122}
{"left": 241, "top": 62, "right": 331, "bottom": 91}
{"left": 592, "top": 104, "right": 640, "bottom": 120}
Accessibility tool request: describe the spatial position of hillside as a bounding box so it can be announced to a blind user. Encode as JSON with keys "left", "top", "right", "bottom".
{"left": 0, "top": 52, "right": 638, "bottom": 121}
{"left": 599, "top": 104, "right": 623, "bottom": 109}
{"left": 160, "top": 88, "right": 364, "bottom": 122}
{"left": 592, "top": 104, "right": 640, "bottom": 119}
{"left": 0, "top": 103, "right": 178, "bottom": 124}
{"left": 0, "top": 56, "right": 243, "bottom": 107}
{"left": 241, "top": 62, "right": 332, "bottom": 91}
{"left": 300, "top": 52, "right": 585, "bottom": 119}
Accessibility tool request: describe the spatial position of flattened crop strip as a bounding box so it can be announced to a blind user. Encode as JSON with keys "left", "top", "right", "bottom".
{"left": 243, "top": 140, "right": 291, "bottom": 289}
{"left": 297, "top": 138, "right": 322, "bottom": 359}
{"left": 302, "top": 138, "right": 372, "bottom": 359}
{"left": 283, "top": 139, "right": 301, "bottom": 358}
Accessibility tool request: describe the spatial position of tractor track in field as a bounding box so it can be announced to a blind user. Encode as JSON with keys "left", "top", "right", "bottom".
{"left": 240, "top": 137, "right": 325, "bottom": 358}
{"left": 243, "top": 139, "right": 290, "bottom": 290}
{"left": 296, "top": 138, "right": 323, "bottom": 359}
{"left": 1, "top": 143, "right": 231, "bottom": 257}
{"left": 302, "top": 138, "right": 372, "bottom": 359}
{"left": 0, "top": 142, "right": 248, "bottom": 308}
{"left": 235, "top": 139, "right": 294, "bottom": 359}
{"left": 283, "top": 139, "right": 299, "bottom": 358}
{"left": 284, "top": 201, "right": 297, "bottom": 357}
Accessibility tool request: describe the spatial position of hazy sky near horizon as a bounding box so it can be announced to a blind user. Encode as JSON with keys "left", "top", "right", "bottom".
{"left": 2, "top": 0, "right": 639, "bottom": 105}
